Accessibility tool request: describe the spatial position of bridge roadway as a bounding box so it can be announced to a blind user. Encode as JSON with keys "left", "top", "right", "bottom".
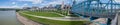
{"left": 71, "top": 11, "right": 117, "bottom": 19}
{"left": 110, "top": 11, "right": 119, "bottom": 25}
{"left": 71, "top": 5, "right": 120, "bottom": 19}
{"left": 118, "top": 12, "right": 120, "bottom": 25}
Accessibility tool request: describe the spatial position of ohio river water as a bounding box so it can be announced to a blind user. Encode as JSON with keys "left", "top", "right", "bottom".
{"left": 0, "top": 10, "right": 22, "bottom": 25}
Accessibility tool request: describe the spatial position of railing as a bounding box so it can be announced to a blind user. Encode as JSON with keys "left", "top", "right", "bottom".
{"left": 71, "top": 0, "right": 120, "bottom": 19}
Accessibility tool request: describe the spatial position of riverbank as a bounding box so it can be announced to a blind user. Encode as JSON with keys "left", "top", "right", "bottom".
{"left": 16, "top": 12, "right": 42, "bottom": 25}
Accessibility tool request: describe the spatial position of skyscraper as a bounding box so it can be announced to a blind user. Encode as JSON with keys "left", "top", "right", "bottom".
{"left": 61, "top": 1, "right": 64, "bottom": 10}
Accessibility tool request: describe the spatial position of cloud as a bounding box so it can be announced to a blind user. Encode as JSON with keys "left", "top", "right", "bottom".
{"left": 33, "top": 0, "right": 43, "bottom": 4}
{"left": 12, "top": 2, "right": 16, "bottom": 5}
{"left": 75, "top": 0, "right": 84, "bottom": 2}
{"left": 17, "top": 0, "right": 33, "bottom": 1}
{"left": 40, "top": 0, "right": 63, "bottom": 6}
{"left": 0, "top": 6, "right": 11, "bottom": 8}
{"left": 12, "top": 5, "right": 19, "bottom": 8}
{"left": 48, "top": 1, "right": 62, "bottom": 5}
{"left": 23, "top": 4, "right": 28, "bottom": 6}
{"left": 115, "top": 0, "right": 120, "bottom": 2}
{"left": 0, "top": 6, "right": 19, "bottom": 8}
{"left": 21, "top": 3, "right": 29, "bottom": 7}
{"left": 38, "top": 0, "right": 72, "bottom": 7}
{"left": 18, "top": 0, "right": 43, "bottom": 4}
{"left": 47, "top": 0, "right": 68, "bottom": 5}
{"left": 16, "top": 0, "right": 71, "bottom": 7}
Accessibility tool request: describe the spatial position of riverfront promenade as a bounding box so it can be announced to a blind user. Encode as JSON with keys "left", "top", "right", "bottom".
{"left": 16, "top": 13, "right": 42, "bottom": 25}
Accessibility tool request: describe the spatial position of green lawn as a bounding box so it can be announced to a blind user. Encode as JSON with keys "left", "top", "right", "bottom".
{"left": 19, "top": 12, "right": 89, "bottom": 25}
{"left": 22, "top": 11, "right": 63, "bottom": 17}
{"left": 37, "top": 10, "right": 68, "bottom": 16}
{"left": 53, "top": 10, "right": 68, "bottom": 16}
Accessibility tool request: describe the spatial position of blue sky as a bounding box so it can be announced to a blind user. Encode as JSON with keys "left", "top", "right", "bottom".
{"left": 0, "top": 0, "right": 120, "bottom": 8}
{"left": 0, "top": 0, "right": 73, "bottom": 8}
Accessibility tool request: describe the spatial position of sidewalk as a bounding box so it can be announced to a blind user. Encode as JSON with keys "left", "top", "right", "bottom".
{"left": 16, "top": 13, "right": 43, "bottom": 25}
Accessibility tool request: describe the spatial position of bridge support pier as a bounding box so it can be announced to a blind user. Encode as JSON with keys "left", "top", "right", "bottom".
{"left": 89, "top": 16, "right": 99, "bottom": 21}
{"left": 107, "top": 18, "right": 112, "bottom": 25}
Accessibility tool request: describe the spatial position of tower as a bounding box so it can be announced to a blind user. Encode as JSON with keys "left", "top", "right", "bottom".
{"left": 61, "top": 1, "right": 64, "bottom": 10}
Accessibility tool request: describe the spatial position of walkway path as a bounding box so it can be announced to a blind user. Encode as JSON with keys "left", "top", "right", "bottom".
{"left": 16, "top": 13, "right": 43, "bottom": 25}
{"left": 19, "top": 12, "right": 90, "bottom": 21}
{"left": 52, "top": 12, "right": 66, "bottom": 17}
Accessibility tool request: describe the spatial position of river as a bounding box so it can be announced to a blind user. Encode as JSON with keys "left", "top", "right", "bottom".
{"left": 0, "top": 10, "right": 22, "bottom": 25}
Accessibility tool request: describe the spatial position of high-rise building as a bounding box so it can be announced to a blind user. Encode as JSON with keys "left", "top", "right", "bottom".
{"left": 61, "top": 1, "right": 64, "bottom": 10}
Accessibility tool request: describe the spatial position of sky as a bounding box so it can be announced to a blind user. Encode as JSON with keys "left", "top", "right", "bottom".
{"left": 0, "top": 0, "right": 72, "bottom": 8}
{"left": 0, "top": 0, "right": 120, "bottom": 8}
